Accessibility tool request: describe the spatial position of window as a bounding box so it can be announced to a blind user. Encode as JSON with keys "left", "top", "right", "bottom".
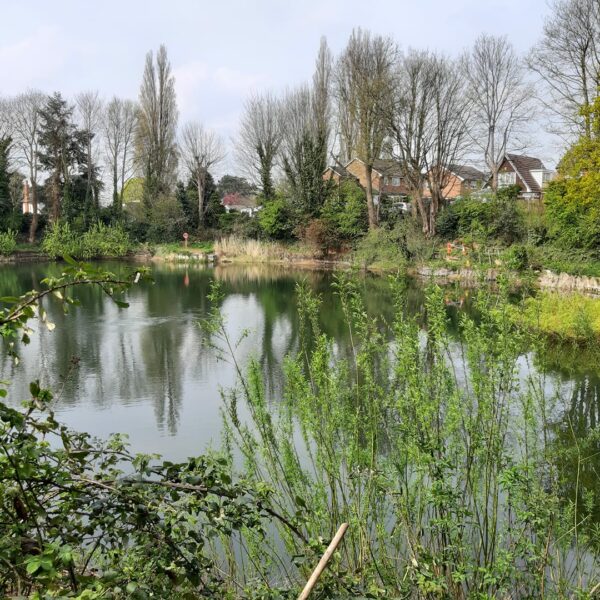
{"left": 383, "top": 176, "right": 389, "bottom": 185}
{"left": 498, "top": 171, "right": 516, "bottom": 187}
{"left": 391, "top": 176, "right": 401, "bottom": 186}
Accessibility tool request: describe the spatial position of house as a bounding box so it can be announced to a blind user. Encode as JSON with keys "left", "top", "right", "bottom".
{"left": 221, "top": 193, "right": 261, "bottom": 216}
{"left": 423, "top": 165, "right": 486, "bottom": 201}
{"left": 21, "top": 180, "right": 44, "bottom": 214}
{"left": 323, "top": 158, "right": 410, "bottom": 200}
{"left": 493, "top": 154, "right": 554, "bottom": 199}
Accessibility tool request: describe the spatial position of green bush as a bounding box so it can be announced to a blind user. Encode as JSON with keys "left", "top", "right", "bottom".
{"left": 0, "top": 229, "right": 17, "bottom": 255}
{"left": 146, "top": 194, "right": 188, "bottom": 243}
{"left": 436, "top": 194, "right": 524, "bottom": 244}
{"left": 258, "top": 197, "right": 294, "bottom": 239}
{"left": 81, "top": 222, "right": 132, "bottom": 258}
{"left": 321, "top": 180, "right": 368, "bottom": 241}
{"left": 41, "top": 222, "right": 81, "bottom": 258}
{"left": 42, "top": 222, "right": 131, "bottom": 259}
{"left": 353, "top": 226, "right": 408, "bottom": 269}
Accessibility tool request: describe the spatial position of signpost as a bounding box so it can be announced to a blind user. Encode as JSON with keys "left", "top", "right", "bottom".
{"left": 183, "top": 232, "right": 189, "bottom": 248}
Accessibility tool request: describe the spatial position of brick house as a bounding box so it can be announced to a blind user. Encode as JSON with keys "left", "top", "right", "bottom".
{"left": 493, "top": 154, "right": 554, "bottom": 199}
{"left": 423, "top": 165, "right": 486, "bottom": 201}
{"left": 323, "top": 158, "right": 410, "bottom": 199}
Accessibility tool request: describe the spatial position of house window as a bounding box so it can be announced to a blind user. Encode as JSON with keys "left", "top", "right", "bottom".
{"left": 391, "top": 176, "right": 401, "bottom": 186}
{"left": 498, "top": 171, "right": 516, "bottom": 187}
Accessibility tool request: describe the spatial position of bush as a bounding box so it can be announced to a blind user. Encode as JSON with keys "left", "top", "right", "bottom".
{"left": 321, "top": 180, "right": 368, "bottom": 242}
{"left": 42, "top": 222, "right": 131, "bottom": 259}
{"left": 42, "top": 222, "right": 81, "bottom": 258}
{"left": 436, "top": 195, "right": 524, "bottom": 244}
{"left": 81, "top": 222, "right": 132, "bottom": 258}
{"left": 258, "top": 197, "right": 294, "bottom": 240}
{"left": 0, "top": 229, "right": 17, "bottom": 255}
{"left": 146, "top": 194, "right": 188, "bottom": 243}
{"left": 353, "top": 226, "right": 408, "bottom": 269}
{"left": 301, "top": 218, "right": 335, "bottom": 255}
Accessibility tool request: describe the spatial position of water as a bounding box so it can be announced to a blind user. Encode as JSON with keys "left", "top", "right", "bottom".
{"left": 0, "top": 260, "right": 598, "bottom": 471}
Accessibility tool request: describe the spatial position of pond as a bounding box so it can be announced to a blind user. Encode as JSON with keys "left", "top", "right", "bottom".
{"left": 0, "top": 260, "right": 598, "bottom": 469}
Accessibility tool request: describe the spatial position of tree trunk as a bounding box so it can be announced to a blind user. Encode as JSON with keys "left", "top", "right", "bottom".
{"left": 197, "top": 172, "right": 206, "bottom": 229}
{"left": 28, "top": 179, "right": 38, "bottom": 244}
{"left": 416, "top": 195, "right": 430, "bottom": 236}
{"left": 364, "top": 164, "right": 378, "bottom": 229}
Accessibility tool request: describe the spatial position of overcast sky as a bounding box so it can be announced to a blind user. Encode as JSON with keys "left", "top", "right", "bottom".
{"left": 1, "top": 0, "right": 559, "bottom": 171}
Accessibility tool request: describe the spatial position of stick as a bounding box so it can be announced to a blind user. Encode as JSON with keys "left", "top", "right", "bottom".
{"left": 298, "top": 523, "right": 349, "bottom": 600}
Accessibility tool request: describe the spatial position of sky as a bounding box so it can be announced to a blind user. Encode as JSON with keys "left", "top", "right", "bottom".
{"left": 0, "top": 0, "right": 559, "bottom": 173}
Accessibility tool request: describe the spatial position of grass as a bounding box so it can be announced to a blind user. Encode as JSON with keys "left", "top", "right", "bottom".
{"left": 153, "top": 240, "right": 214, "bottom": 256}
{"left": 518, "top": 291, "right": 600, "bottom": 341}
{"left": 214, "top": 235, "right": 319, "bottom": 262}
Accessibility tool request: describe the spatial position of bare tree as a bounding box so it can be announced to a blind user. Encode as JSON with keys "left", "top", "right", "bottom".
{"left": 8, "top": 90, "right": 45, "bottom": 242}
{"left": 528, "top": 0, "right": 600, "bottom": 138}
{"left": 389, "top": 50, "right": 436, "bottom": 232}
{"left": 135, "top": 44, "right": 179, "bottom": 206}
{"left": 237, "top": 92, "right": 282, "bottom": 199}
{"left": 76, "top": 90, "right": 104, "bottom": 215}
{"left": 180, "top": 122, "right": 225, "bottom": 227}
{"left": 424, "top": 57, "right": 472, "bottom": 236}
{"left": 103, "top": 97, "right": 137, "bottom": 212}
{"left": 463, "top": 34, "right": 533, "bottom": 190}
{"left": 335, "top": 28, "right": 398, "bottom": 228}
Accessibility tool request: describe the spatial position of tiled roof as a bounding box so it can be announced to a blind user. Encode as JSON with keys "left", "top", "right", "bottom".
{"left": 372, "top": 158, "right": 403, "bottom": 176}
{"left": 325, "top": 164, "right": 354, "bottom": 178}
{"left": 221, "top": 193, "right": 257, "bottom": 208}
{"left": 448, "top": 164, "right": 486, "bottom": 181}
{"left": 506, "top": 154, "right": 546, "bottom": 193}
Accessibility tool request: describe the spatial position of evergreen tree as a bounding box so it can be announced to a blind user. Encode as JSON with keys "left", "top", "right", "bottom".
{"left": 37, "top": 93, "right": 86, "bottom": 223}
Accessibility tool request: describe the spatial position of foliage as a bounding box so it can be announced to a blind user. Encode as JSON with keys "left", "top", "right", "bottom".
{"left": 545, "top": 96, "right": 600, "bottom": 249}
{"left": 217, "top": 174, "right": 255, "bottom": 197}
{"left": 0, "top": 230, "right": 17, "bottom": 256}
{"left": 203, "top": 276, "right": 600, "bottom": 597}
{"left": 146, "top": 194, "right": 188, "bottom": 243}
{"left": 0, "top": 137, "right": 12, "bottom": 223}
{"left": 257, "top": 197, "right": 294, "bottom": 240}
{"left": 320, "top": 180, "right": 368, "bottom": 242}
{"left": 353, "top": 226, "right": 408, "bottom": 269}
{"left": 517, "top": 291, "right": 600, "bottom": 342}
{"left": 436, "top": 193, "right": 524, "bottom": 244}
{"left": 42, "top": 222, "right": 132, "bottom": 259}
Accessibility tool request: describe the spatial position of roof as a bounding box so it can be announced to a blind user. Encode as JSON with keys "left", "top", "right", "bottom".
{"left": 505, "top": 154, "right": 547, "bottom": 193}
{"left": 448, "top": 164, "right": 486, "bottom": 181}
{"left": 221, "top": 193, "right": 258, "bottom": 208}
{"left": 324, "top": 164, "right": 354, "bottom": 178}
{"left": 372, "top": 158, "right": 403, "bottom": 177}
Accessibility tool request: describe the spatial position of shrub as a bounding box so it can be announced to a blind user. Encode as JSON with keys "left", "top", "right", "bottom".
{"left": 41, "top": 222, "right": 81, "bottom": 258}
{"left": 258, "top": 197, "right": 294, "bottom": 240}
{"left": 81, "top": 222, "right": 132, "bottom": 258}
{"left": 42, "top": 222, "right": 131, "bottom": 259}
{"left": 301, "top": 218, "right": 335, "bottom": 255}
{"left": 321, "top": 180, "right": 368, "bottom": 242}
{"left": 146, "top": 194, "right": 187, "bottom": 242}
{"left": 353, "top": 226, "right": 408, "bottom": 269}
{"left": 0, "top": 229, "right": 17, "bottom": 255}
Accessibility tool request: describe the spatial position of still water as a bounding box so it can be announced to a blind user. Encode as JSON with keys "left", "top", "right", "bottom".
{"left": 0, "top": 261, "right": 599, "bottom": 468}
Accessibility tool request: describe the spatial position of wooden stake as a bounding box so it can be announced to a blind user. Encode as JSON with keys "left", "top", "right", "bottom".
{"left": 298, "top": 523, "right": 349, "bottom": 600}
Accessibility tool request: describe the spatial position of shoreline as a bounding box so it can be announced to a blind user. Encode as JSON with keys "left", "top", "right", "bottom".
{"left": 4, "top": 248, "right": 600, "bottom": 295}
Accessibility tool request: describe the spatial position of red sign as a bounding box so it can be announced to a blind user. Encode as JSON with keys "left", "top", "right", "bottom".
{"left": 183, "top": 232, "right": 189, "bottom": 240}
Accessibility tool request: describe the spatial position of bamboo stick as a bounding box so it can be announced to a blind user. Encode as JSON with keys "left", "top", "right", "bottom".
{"left": 297, "top": 522, "right": 349, "bottom": 600}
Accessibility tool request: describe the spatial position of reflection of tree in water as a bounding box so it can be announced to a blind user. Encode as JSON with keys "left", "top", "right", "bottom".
{"left": 539, "top": 342, "right": 600, "bottom": 529}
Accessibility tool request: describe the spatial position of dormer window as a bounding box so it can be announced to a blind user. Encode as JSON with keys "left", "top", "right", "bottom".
{"left": 391, "top": 176, "right": 401, "bottom": 186}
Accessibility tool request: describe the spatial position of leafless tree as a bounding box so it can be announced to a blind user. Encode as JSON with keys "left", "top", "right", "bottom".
{"left": 76, "top": 90, "right": 104, "bottom": 212}
{"left": 236, "top": 92, "right": 282, "bottom": 199}
{"left": 135, "top": 44, "right": 179, "bottom": 205}
{"left": 423, "top": 57, "right": 472, "bottom": 236}
{"left": 389, "top": 50, "right": 436, "bottom": 231}
{"left": 528, "top": 0, "right": 600, "bottom": 138}
{"left": 463, "top": 34, "right": 533, "bottom": 190}
{"left": 7, "top": 90, "right": 45, "bottom": 242}
{"left": 0, "top": 97, "right": 13, "bottom": 141}
{"left": 102, "top": 97, "right": 137, "bottom": 212}
{"left": 335, "top": 28, "right": 398, "bottom": 228}
{"left": 180, "top": 122, "right": 225, "bottom": 226}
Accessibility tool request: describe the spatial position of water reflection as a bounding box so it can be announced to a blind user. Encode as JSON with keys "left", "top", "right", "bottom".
{"left": 0, "top": 261, "right": 599, "bottom": 470}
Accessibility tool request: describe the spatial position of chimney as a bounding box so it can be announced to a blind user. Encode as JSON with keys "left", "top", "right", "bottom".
{"left": 23, "top": 180, "right": 30, "bottom": 213}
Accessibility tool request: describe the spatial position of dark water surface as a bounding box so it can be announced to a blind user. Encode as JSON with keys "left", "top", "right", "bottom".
{"left": 0, "top": 261, "right": 598, "bottom": 470}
